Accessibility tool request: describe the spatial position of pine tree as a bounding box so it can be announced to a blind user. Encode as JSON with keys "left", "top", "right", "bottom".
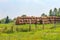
{"left": 5, "top": 16, "right": 10, "bottom": 24}
{"left": 53, "top": 8, "right": 57, "bottom": 16}
{"left": 58, "top": 8, "right": 60, "bottom": 17}
{"left": 49, "top": 9, "right": 53, "bottom": 16}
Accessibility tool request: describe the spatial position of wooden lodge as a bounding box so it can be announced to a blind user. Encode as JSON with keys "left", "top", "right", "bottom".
{"left": 16, "top": 16, "right": 60, "bottom": 25}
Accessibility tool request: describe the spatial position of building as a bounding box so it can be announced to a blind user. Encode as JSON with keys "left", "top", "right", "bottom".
{"left": 15, "top": 16, "right": 60, "bottom": 25}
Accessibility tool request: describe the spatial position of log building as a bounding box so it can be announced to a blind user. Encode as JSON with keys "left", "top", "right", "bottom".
{"left": 16, "top": 16, "right": 60, "bottom": 25}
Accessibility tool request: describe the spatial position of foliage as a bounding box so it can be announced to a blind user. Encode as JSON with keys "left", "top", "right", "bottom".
{"left": 0, "top": 8, "right": 60, "bottom": 40}
{"left": 21, "top": 15, "right": 27, "bottom": 17}
{"left": 0, "top": 18, "right": 6, "bottom": 24}
{"left": 58, "top": 8, "right": 60, "bottom": 17}
{"left": 54, "top": 8, "right": 57, "bottom": 16}
{"left": 49, "top": 9, "right": 53, "bottom": 16}
{"left": 41, "top": 13, "right": 47, "bottom": 17}
{"left": 49, "top": 8, "right": 60, "bottom": 17}
{"left": 0, "top": 17, "right": 13, "bottom": 24}
{"left": 5, "top": 16, "right": 10, "bottom": 24}
{"left": 0, "top": 21, "right": 1, "bottom": 23}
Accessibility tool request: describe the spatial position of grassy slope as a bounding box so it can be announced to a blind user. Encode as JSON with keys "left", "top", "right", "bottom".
{"left": 0, "top": 23, "right": 60, "bottom": 40}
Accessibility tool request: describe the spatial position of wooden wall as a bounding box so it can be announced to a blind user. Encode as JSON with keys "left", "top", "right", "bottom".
{"left": 15, "top": 16, "right": 60, "bottom": 25}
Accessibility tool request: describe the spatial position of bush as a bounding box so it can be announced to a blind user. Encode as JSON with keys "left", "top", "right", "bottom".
{"left": 16, "top": 27, "right": 29, "bottom": 32}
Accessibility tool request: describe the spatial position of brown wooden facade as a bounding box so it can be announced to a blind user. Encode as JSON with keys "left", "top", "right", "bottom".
{"left": 16, "top": 16, "right": 60, "bottom": 25}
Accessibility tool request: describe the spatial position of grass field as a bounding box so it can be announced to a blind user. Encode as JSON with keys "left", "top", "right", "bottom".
{"left": 0, "top": 23, "right": 60, "bottom": 40}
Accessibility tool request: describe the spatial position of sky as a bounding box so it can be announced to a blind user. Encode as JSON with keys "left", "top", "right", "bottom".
{"left": 0, "top": 0, "right": 60, "bottom": 19}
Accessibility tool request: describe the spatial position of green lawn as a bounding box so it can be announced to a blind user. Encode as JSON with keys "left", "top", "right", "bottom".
{"left": 0, "top": 23, "right": 60, "bottom": 40}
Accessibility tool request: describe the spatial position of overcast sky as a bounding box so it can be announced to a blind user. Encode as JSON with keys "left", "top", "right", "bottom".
{"left": 0, "top": 0, "right": 60, "bottom": 19}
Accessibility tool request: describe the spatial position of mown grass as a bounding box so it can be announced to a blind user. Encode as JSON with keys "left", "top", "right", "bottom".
{"left": 0, "top": 23, "right": 60, "bottom": 40}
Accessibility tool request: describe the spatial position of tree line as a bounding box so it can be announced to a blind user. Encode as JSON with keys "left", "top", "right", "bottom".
{"left": 49, "top": 8, "right": 60, "bottom": 16}
{"left": 0, "top": 16, "right": 15, "bottom": 24}
{"left": 0, "top": 8, "right": 60, "bottom": 24}
{"left": 41, "top": 8, "right": 60, "bottom": 17}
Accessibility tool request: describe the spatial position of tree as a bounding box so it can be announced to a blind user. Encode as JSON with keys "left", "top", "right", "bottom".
{"left": 53, "top": 8, "right": 57, "bottom": 16}
{"left": 49, "top": 9, "right": 53, "bottom": 16}
{"left": 41, "top": 13, "right": 47, "bottom": 17}
{"left": 21, "top": 15, "right": 27, "bottom": 17}
{"left": 5, "top": 16, "right": 10, "bottom": 24}
{"left": 58, "top": 8, "right": 60, "bottom": 17}
{"left": 53, "top": 8, "right": 57, "bottom": 28}
{"left": 13, "top": 18, "right": 16, "bottom": 21}
{"left": 0, "top": 21, "right": 1, "bottom": 23}
{"left": 11, "top": 18, "right": 17, "bottom": 23}
{"left": 21, "top": 15, "right": 27, "bottom": 24}
{"left": 0, "top": 18, "right": 6, "bottom": 24}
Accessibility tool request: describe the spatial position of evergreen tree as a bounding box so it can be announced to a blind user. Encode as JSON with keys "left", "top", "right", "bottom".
{"left": 53, "top": 8, "right": 57, "bottom": 28}
{"left": 49, "top": 9, "right": 53, "bottom": 16}
{"left": 53, "top": 8, "right": 57, "bottom": 16}
{"left": 58, "top": 8, "right": 60, "bottom": 17}
{"left": 5, "top": 16, "right": 10, "bottom": 24}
